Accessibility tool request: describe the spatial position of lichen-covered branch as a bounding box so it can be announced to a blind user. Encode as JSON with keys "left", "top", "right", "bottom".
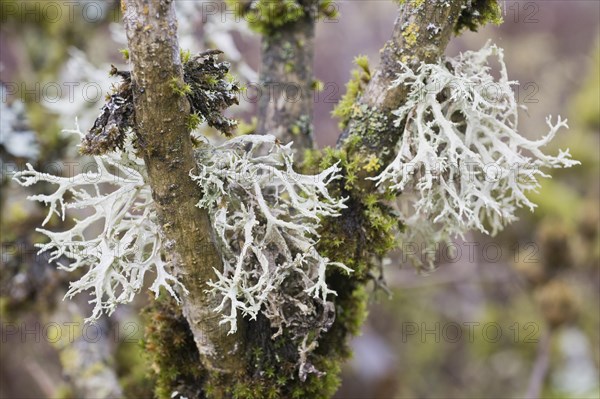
{"left": 339, "top": 0, "right": 475, "bottom": 173}
{"left": 122, "top": 0, "right": 244, "bottom": 376}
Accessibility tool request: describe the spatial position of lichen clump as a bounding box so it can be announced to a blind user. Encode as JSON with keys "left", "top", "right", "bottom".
{"left": 373, "top": 42, "right": 578, "bottom": 267}
{"left": 183, "top": 50, "right": 240, "bottom": 136}
{"left": 80, "top": 66, "right": 134, "bottom": 155}
{"left": 191, "top": 134, "right": 351, "bottom": 379}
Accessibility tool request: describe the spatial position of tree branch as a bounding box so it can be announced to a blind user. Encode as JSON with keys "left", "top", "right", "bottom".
{"left": 122, "top": 0, "right": 244, "bottom": 375}
{"left": 256, "top": 2, "right": 317, "bottom": 153}
{"left": 525, "top": 328, "right": 552, "bottom": 399}
{"left": 338, "top": 1, "right": 467, "bottom": 163}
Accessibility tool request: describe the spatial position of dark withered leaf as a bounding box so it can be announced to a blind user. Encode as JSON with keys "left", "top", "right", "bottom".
{"left": 80, "top": 65, "right": 135, "bottom": 155}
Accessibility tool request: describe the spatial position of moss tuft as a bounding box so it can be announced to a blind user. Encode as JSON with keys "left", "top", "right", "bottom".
{"left": 332, "top": 55, "right": 371, "bottom": 129}
{"left": 454, "top": 0, "right": 503, "bottom": 34}
{"left": 170, "top": 77, "right": 192, "bottom": 97}
{"left": 226, "top": 0, "right": 338, "bottom": 36}
{"left": 143, "top": 295, "right": 206, "bottom": 399}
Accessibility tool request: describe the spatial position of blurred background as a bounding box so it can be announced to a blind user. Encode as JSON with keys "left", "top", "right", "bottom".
{"left": 1, "top": 1, "right": 599, "bottom": 398}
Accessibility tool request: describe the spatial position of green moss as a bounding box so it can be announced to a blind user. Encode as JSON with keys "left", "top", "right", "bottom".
{"left": 402, "top": 23, "right": 419, "bottom": 47}
{"left": 284, "top": 62, "right": 295, "bottom": 73}
{"left": 119, "top": 48, "right": 130, "bottom": 60}
{"left": 170, "top": 77, "right": 192, "bottom": 97}
{"left": 226, "top": 0, "right": 337, "bottom": 36}
{"left": 187, "top": 112, "right": 202, "bottom": 131}
{"left": 142, "top": 295, "right": 205, "bottom": 399}
{"left": 303, "top": 138, "right": 399, "bottom": 278}
{"left": 311, "top": 79, "right": 324, "bottom": 92}
{"left": 180, "top": 48, "right": 192, "bottom": 64}
{"left": 454, "top": 0, "right": 503, "bottom": 34}
{"left": 332, "top": 55, "right": 371, "bottom": 129}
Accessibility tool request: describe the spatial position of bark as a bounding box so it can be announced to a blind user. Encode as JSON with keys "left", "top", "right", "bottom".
{"left": 257, "top": 5, "right": 316, "bottom": 153}
{"left": 122, "top": 0, "right": 244, "bottom": 376}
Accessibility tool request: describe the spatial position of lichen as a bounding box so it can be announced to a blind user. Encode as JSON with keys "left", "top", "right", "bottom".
{"left": 182, "top": 50, "right": 240, "bottom": 137}
{"left": 373, "top": 42, "right": 578, "bottom": 268}
{"left": 80, "top": 65, "right": 134, "bottom": 155}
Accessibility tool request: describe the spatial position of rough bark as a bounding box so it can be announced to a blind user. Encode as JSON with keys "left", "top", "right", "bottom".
{"left": 122, "top": 0, "right": 244, "bottom": 376}
{"left": 256, "top": 6, "right": 316, "bottom": 152}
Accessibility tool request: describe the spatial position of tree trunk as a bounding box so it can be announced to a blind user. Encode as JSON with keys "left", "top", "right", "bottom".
{"left": 122, "top": 0, "right": 245, "bottom": 378}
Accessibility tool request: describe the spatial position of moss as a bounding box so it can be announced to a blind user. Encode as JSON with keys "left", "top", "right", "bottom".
{"left": 170, "top": 77, "right": 193, "bottom": 97}
{"left": 143, "top": 294, "right": 205, "bottom": 399}
{"left": 332, "top": 55, "right": 371, "bottom": 129}
{"left": 284, "top": 62, "right": 294, "bottom": 73}
{"left": 187, "top": 112, "right": 202, "bottom": 131}
{"left": 226, "top": 0, "right": 337, "bottom": 36}
{"left": 362, "top": 154, "right": 381, "bottom": 173}
{"left": 303, "top": 138, "right": 399, "bottom": 278}
{"left": 180, "top": 48, "right": 192, "bottom": 64}
{"left": 454, "top": 0, "right": 503, "bottom": 34}
{"left": 311, "top": 79, "right": 324, "bottom": 92}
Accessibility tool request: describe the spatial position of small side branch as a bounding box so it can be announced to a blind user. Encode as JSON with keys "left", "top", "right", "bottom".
{"left": 256, "top": 4, "right": 317, "bottom": 152}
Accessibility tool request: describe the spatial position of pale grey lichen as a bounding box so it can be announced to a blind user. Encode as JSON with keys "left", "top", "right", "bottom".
{"left": 372, "top": 42, "right": 579, "bottom": 268}
{"left": 13, "top": 125, "right": 186, "bottom": 320}
{"left": 191, "top": 134, "right": 351, "bottom": 337}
